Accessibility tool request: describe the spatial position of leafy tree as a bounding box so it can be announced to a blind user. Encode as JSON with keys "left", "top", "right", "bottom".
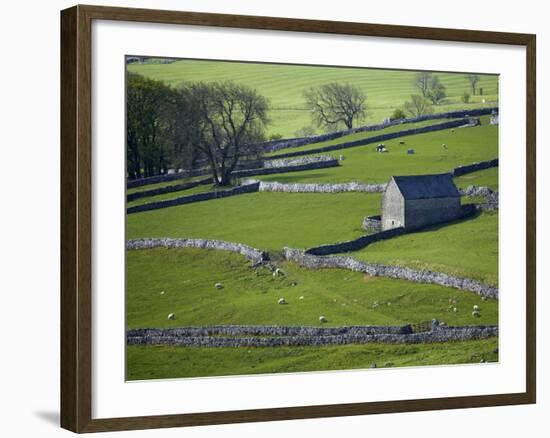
{"left": 461, "top": 91, "right": 471, "bottom": 104}
{"left": 390, "top": 108, "right": 407, "bottom": 121}
{"left": 466, "top": 74, "right": 480, "bottom": 95}
{"left": 426, "top": 76, "right": 446, "bottom": 104}
{"left": 126, "top": 73, "right": 172, "bottom": 179}
{"left": 304, "top": 82, "right": 367, "bottom": 130}
{"left": 185, "top": 81, "right": 269, "bottom": 186}
{"left": 403, "top": 95, "right": 434, "bottom": 118}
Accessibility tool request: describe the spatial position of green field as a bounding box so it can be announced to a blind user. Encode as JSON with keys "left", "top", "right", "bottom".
{"left": 128, "top": 59, "right": 498, "bottom": 137}
{"left": 352, "top": 211, "right": 499, "bottom": 286}
{"left": 126, "top": 61, "right": 499, "bottom": 379}
{"left": 127, "top": 192, "right": 380, "bottom": 253}
{"left": 127, "top": 339, "right": 498, "bottom": 380}
{"left": 126, "top": 248, "right": 497, "bottom": 379}
{"left": 127, "top": 249, "right": 497, "bottom": 329}
{"left": 258, "top": 124, "right": 498, "bottom": 184}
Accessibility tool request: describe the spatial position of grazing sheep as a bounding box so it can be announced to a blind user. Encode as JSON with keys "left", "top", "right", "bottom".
{"left": 472, "top": 310, "right": 481, "bottom": 318}
{"left": 453, "top": 307, "right": 458, "bottom": 313}
{"left": 215, "top": 282, "right": 224, "bottom": 289}
{"left": 319, "top": 315, "right": 327, "bottom": 323}
{"left": 273, "top": 268, "right": 284, "bottom": 277}
{"left": 167, "top": 313, "right": 175, "bottom": 320}
{"left": 299, "top": 296, "right": 305, "bottom": 300}
{"left": 339, "top": 154, "right": 345, "bottom": 161}
{"left": 442, "top": 143, "right": 447, "bottom": 149}
{"left": 278, "top": 298, "right": 287, "bottom": 305}
{"left": 160, "top": 291, "right": 165, "bottom": 295}
{"left": 473, "top": 305, "right": 480, "bottom": 311}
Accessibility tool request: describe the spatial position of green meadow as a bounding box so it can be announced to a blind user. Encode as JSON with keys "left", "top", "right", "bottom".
{"left": 127, "top": 339, "right": 498, "bottom": 380}
{"left": 126, "top": 60, "right": 499, "bottom": 379}
{"left": 127, "top": 192, "right": 380, "bottom": 253}
{"left": 128, "top": 59, "right": 498, "bottom": 137}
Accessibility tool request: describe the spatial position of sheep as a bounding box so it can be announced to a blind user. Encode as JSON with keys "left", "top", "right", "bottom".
{"left": 442, "top": 143, "right": 448, "bottom": 149}
{"left": 160, "top": 291, "right": 165, "bottom": 295}
{"left": 167, "top": 313, "right": 176, "bottom": 320}
{"left": 278, "top": 298, "right": 287, "bottom": 305}
{"left": 473, "top": 305, "right": 480, "bottom": 311}
{"left": 319, "top": 315, "right": 327, "bottom": 323}
{"left": 339, "top": 154, "right": 345, "bottom": 161}
{"left": 215, "top": 282, "right": 224, "bottom": 289}
{"left": 273, "top": 268, "right": 284, "bottom": 277}
{"left": 299, "top": 296, "right": 305, "bottom": 300}
{"left": 399, "top": 141, "right": 405, "bottom": 145}
{"left": 472, "top": 310, "right": 481, "bottom": 318}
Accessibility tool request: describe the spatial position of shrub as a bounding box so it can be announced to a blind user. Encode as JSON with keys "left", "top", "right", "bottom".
{"left": 390, "top": 108, "right": 407, "bottom": 121}
{"left": 462, "top": 91, "right": 471, "bottom": 104}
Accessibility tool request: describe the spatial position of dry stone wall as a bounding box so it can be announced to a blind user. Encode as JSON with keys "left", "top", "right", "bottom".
{"left": 126, "top": 238, "right": 267, "bottom": 264}
{"left": 260, "top": 107, "right": 498, "bottom": 154}
{"left": 263, "top": 118, "right": 473, "bottom": 160}
{"left": 452, "top": 158, "right": 498, "bottom": 176}
{"left": 127, "top": 182, "right": 260, "bottom": 214}
{"left": 283, "top": 248, "right": 498, "bottom": 299}
{"left": 127, "top": 324, "right": 498, "bottom": 347}
{"left": 256, "top": 181, "right": 386, "bottom": 193}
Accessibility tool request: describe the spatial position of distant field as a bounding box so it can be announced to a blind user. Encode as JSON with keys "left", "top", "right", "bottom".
{"left": 127, "top": 248, "right": 498, "bottom": 329}
{"left": 258, "top": 124, "right": 498, "bottom": 184}
{"left": 127, "top": 339, "right": 498, "bottom": 380}
{"left": 352, "top": 211, "right": 499, "bottom": 286}
{"left": 128, "top": 59, "right": 498, "bottom": 137}
{"left": 127, "top": 192, "right": 380, "bottom": 253}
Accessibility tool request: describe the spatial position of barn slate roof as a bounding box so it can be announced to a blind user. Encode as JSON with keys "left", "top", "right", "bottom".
{"left": 391, "top": 173, "right": 461, "bottom": 200}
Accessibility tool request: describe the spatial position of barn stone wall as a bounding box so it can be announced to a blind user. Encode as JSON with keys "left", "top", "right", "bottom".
{"left": 404, "top": 197, "right": 463, "bottom": 230}
{"left": 381, "top": 180, "right": 405, "bottom": 230}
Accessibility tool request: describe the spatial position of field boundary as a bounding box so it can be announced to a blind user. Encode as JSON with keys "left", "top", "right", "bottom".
{"left": 283, "top": 247, "right": 498, "bottom": 299}
{"left": 264, "top": 118, "right": 472, "bottom": 160}
{"left": 260, "top": 107, "right": 498, "bottom": 154}
{"left": 127, "top": 324, "right": 498, "bottom": 347}
{"left": 126, "top": 238, "right": 267, "bottom": 264}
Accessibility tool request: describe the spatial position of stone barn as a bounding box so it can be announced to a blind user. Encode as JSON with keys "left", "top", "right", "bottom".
{"left": 381, "top": 174, "right": 462, "bottom": 231}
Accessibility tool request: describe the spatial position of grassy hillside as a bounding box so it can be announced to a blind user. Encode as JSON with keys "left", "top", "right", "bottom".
{"left": 127, "top": 339, "right": 498, "bottom": 380}
{"left": 352, "top": 211, "right": 499, "bottom": 286}
{"left": 127, "top": 248, "right": 497, "bottom": 329}
{"left": 128, "top": 59, "right": 498, "bottom": 137}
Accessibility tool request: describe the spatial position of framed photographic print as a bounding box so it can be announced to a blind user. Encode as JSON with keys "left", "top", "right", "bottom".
{"left": 60, "top": 4, "right": 536, "bottom": 433}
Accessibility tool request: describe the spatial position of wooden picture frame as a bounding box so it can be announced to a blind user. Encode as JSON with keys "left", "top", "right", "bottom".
{"left": 60, "top": 4, "right": 536, "bottom": 433}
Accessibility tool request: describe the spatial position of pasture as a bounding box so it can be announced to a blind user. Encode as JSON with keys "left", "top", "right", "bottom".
{"left": 125, "top": 61, "right": 499, "bottom": 379}
{"left": 128, "top": 59, "right": 498, "bottom": 137}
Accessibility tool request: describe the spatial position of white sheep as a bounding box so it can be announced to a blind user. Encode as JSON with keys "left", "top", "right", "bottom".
{"left": 473, "top": 305, "right": 480, "bottom": 311}
{"left": 167, "top": 313, "right": 175, "bottom": 320}
{"left": 160, "top": 291, "right": 165, "bottom": 295}
{"left": 472, "top": 310, "right": 481, "bottom": 318}
{"left": 215, "top": 282, "right": 224, "bottom": 289}
{"left": 319, "top": 315, "right": 327, "bottom": 323}
{"left": 278, "top": 298, "right": 287, "bottom": 305}
{"left": 299, "top": 296, "right": 305, "bottom": 300}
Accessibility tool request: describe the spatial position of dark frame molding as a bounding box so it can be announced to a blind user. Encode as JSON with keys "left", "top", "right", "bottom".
{"left": 60, "top": 4, "right": 536, "bottom": 433}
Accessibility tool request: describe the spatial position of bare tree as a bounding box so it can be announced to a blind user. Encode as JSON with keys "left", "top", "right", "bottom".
{"left": 403, "top": 95, "right": 434, "bottom": 118}
{"left": 413, "top": 72, "right": 433, "bottom": 98}
{"left": 467, "top": 74, "right": 480, "bottom": 95}
{"left": 304, "top": 82, "right": 367, "bottom": 130}
{"left": 185, "top": 81, "right": 269, "bottom": 186}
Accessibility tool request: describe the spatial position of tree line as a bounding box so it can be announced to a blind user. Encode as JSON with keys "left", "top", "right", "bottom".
{"left": 127, "top": 73, "right": 269, "bottom": 185}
